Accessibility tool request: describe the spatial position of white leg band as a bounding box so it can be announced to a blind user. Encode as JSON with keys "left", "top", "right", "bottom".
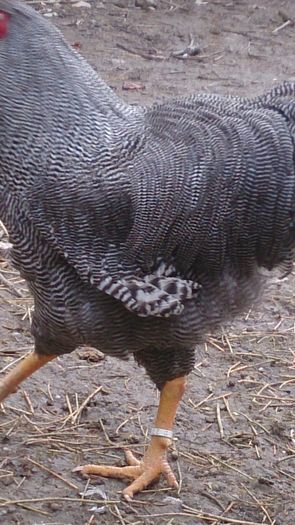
{"left": 150, "top": 427, "right": 173, "bottom": 439}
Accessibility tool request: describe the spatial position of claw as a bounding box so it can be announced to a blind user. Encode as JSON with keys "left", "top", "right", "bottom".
{"left": 124, "top": 450, "right": 141, "bottom": 467}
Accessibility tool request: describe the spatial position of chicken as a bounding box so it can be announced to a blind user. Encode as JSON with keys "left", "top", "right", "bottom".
{"left": 0, "top": 0, "right": 295, "bottom": 500}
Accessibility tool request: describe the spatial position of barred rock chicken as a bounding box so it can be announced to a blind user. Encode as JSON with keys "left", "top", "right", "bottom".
{"left": 0, "top": 0, "right": 295, "bottom": 500}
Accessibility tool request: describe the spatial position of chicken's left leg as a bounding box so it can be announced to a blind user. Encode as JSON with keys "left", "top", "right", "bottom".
{"left": 74, "top": 375, "right": 187, "bottom": 500}
{"left": 0, "top": 352, "right": 56, "bottom": 403}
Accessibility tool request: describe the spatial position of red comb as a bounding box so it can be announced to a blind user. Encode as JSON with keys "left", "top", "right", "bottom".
{"left": 0, "top": 11, "right": 9, "bottom": 39}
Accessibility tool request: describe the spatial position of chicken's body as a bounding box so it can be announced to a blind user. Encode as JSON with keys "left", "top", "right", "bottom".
{"left": 0, "top": 0, "right": 295, "bottom": 499}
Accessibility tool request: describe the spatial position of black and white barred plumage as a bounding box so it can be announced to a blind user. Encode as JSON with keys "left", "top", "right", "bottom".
{"left": 0, "top": 0, "right": 295, "bottom": 388}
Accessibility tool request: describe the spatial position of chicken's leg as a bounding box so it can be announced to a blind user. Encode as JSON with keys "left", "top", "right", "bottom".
{"left": 0, "top": 352, "right": 56, "bottom": 403}
{"left": 74, "top": 375, "right": 187, "bottom": 500}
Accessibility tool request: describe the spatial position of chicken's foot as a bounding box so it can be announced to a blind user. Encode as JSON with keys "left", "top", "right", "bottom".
{"left": 74, "top": 376, "right": 187, "bottom": 500}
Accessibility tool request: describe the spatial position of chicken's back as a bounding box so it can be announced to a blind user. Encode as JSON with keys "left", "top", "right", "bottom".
{"left": 127, "top": 89, "right": 295, "bottom": 277}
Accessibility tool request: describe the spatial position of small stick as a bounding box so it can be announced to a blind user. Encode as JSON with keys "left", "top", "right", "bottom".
{"left": 0, "top": 496, "right": 119, "bottom": 507}
{"left": 210, "top": 393, "right": 232, "bottom": 402}
{"left": 115, "top": 414, "right": 137, "bottom": 435}
{"left": 279, "top": 377, "right": 295, "bottom": 389}
{"left": 137, "top": 413, "right": 148, "bottom": 439}
{"left": 0, "top": 417, "right": 18, "bottom": 428}
{"left": 22, "top": 390, "right": 34, "bottom": 415}
{"left": 4, "top": 404, "right": 32, "bottom": 416}
{"left": 116, "top": 43, "right": 166, "bottom": 61}
{"left": 242, "top": 483, "right": 275, "bottom": 525}
{"left": 199, "top": 491, "right": 225, "bottom": 512}
{"left": 0, "top": 271, "right": 25, "bottom": 297}
{"left": 210, "top": 454, "right": 254, "bottom": 481}
{"left": 227, "top": 362, "right": 242, "bottom": 378}
{"left": 0, "top": 220, "right": 8, "bottom": 236}
{"left": 250, "top": 424, "right": 258, "bottom": 437}
{"left": 16, "top": 503, "right": 50, "bottom": 516}
{"left": 276, "top": 453, "right": 295, "bottom": 463}
{"left": 22, "top": 415, "right": 43, "bottom": 434}
{"left": 278, "top": 468, "right": 295, "bottom": 481}
{"left": 112, "top": 504, "right": 128, "bottom": 525}
{"left": 99, "top": 418, "right": 114, "bottom": 445}
{"left": 259, "top": 400, "right": 272, "bottom": 413}
{"left": 0, "top": 351, "right": 31, "bottom": 375}
{"left": 211, "top": 502, "right": 235, "bottom": 525}
{"left": 222, "top": 330, "right": 234, "bottom": 354}
{"left": 26, "top": 457, "right": 79, "bottom": 491}
{"left": 191, "top": 392, "right": 214, "bottom": 409}
{"left": 179, "top": 450, "right": 209, "bottom": 466}
{"left": 80, "top": 478, "right": 90, "bottom": 500}
{"left": 245, "top": 308, "right": 252, "bottom": 320}
{"left": 5, "top": 416, "right": 22, "bottom": 438}
{"left": 216, "top": 402, "right": 224, "bottom": 439}
{"left": 254, "top": 383, "right": 270, "bottom": 398}
{"left": 208, "top": 338, "right": 225, "bottom": 352}
{"left": 62, "top": 386, "right": 103, "bottom": 426}
{"left": 223, "top": 396, "right": 236, "bottom": 422}
{"left": 272, "top": 19, "right": 291, "bottom": 33}
{"left": 73, "top": 386, "right": 102, "bottom": 424}
{"left": 273, "top": 318, "right": 283, "bottom": 331}
{"left": 240, "top": 412, "right": 270, "bottom": 435}
{"left": 47, "top": 383, "right": 54, "bottom": 402}
{"left": 139, "top": 508, "right": 272, "bottom": 525}
{"left": 176, "top": 456, "right": 183, "bottom": 495}
{"left": 256, "top": 394, "right": 295, "bottom": 403}
{"left": 190, "top": 392, "right": 232, "bottom": 409}
{"left": 66, "top": 394, "right": 75, "bottom": 423}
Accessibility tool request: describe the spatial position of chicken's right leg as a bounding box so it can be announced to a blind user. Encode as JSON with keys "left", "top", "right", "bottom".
{"left": 74, "top": 376, "right": 186, "bottom": 500}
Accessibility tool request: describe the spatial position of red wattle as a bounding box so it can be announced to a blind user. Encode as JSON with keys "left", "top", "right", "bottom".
{"left": 0, "top": 12, "right": 9, "bottom": 39}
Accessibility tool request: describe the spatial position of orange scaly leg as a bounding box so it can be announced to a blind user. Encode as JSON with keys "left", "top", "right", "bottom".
{"left": 74, "top": 375, "right": 187, "bottom": 500}
{"left": 0, "top": 352, "right": 56, "bottom": 403}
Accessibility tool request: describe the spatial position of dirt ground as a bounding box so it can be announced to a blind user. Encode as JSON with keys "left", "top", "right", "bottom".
{"left": 0, "top": 0, "right": 295, "bottom": 524}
